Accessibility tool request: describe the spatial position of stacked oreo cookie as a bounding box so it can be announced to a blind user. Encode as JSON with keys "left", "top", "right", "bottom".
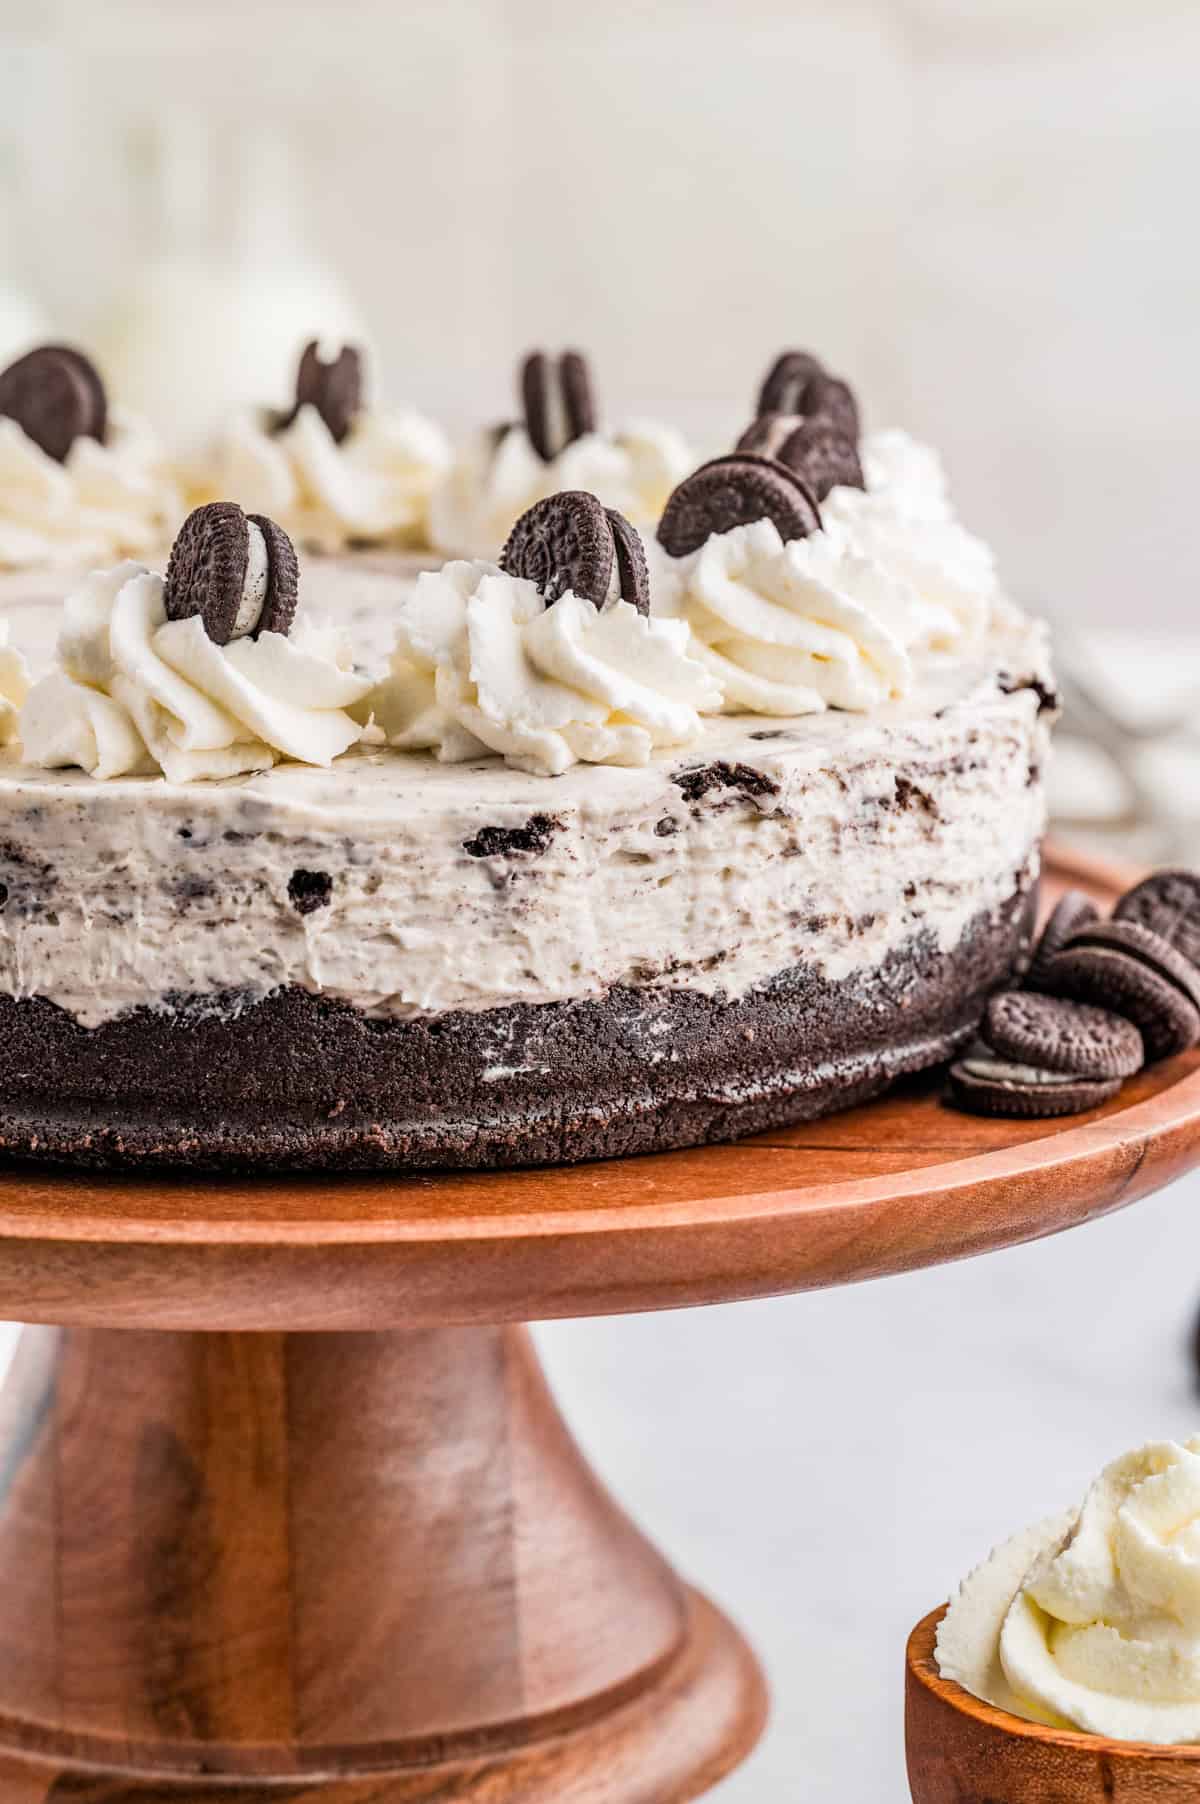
{"left": 949, "top": 871, "right": 1200, "bottom": 1118}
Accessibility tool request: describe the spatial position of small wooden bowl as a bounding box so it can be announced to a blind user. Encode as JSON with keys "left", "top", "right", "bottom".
{"left": 906, "top": 1607, "right": 1200, "bottom": 1803}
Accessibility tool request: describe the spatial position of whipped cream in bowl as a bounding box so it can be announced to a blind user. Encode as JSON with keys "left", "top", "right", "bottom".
{"left": 361, "top": 555, "right": 722, "bottom": 777}
{"left": 429, "top": 419, "right": 694, "bottom": 562}
{"left": 935, "top": 1436, "right": 1200, "bottom": 1744}
{"left": 20, "top": 558, "right": 374, "bottom": 782}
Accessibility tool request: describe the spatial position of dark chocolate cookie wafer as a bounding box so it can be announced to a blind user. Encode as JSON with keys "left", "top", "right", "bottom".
{"left": 802, "top": 372, "right": 860, "bottom": 440}
{"left": 1064, "top": 918, "right": 1200, "bottom": 1014}
{"left": 520, "top": 351, "right": 557, "bottom": 462}
{"left": 0, "top": 344, "right": 107, "bottom": 462}
{"left": 560, "top": 350, "right": 596, "bottom": 442}
{"left": 657, "top": 454, "right": 821, "bottom": 558}
{"left": 756, "top": 350, "right": 825, "bottom": 417}
{"left": 775, "top": 421, "right": 864, "bottom": 500}
{"left": 605, "top": 509, "right": 650, "bottom": 614}
{"left": 500, "top": 491, "right": 614, "bottom": 607}
{"left": 246, "top": 512, "right": 299, "bottom": 638}
{"left": 948, "top": 1060, "right": 1122, "bottom": 1120}
{"left": 165, "top": 502, "right": 299, "bottom": 644}
{"left": 1026, "top": 889, "right": 1101, "bottom": 990}
{"left": 982, "top": 990, "right": 1144, "bottom": 1080}
{"left": 288, "top": 340, "right": 363, "bottom": 444}
{"left": 1115, "top": 869, "right": 1200, "bottom": 972}
{"left": 1042, "top": 946, "right": 1200, "bottom": 1062}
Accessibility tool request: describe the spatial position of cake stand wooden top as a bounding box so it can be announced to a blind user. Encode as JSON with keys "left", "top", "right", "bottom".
{"left": 0, "top": 844, "right": 1196, "bottom": 1331}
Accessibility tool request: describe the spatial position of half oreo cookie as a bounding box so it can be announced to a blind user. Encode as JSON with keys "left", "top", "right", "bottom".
{"left": 280, "top": 340, "right": 363, "bottom": 444}
{"left": 0, "top": 343, "right": 108, "bottom": 462}
{"left": 657, "top": 454, "right": 821, "bottom": 558}
{"left": 164, "top": 502, "right": 299, "bottom": 644}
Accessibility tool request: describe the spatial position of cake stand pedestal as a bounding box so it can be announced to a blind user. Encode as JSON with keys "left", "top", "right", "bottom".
{"left": 0, "top": 848, "right": 1195, "bottom": 1804}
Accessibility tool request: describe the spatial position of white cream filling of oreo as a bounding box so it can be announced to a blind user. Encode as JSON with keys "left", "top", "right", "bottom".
{"left": 232, "top": 520, "right": 270, "bottom": 638}
{"left": 960, "top": 1043, "right": 1075, "bottom": 1086}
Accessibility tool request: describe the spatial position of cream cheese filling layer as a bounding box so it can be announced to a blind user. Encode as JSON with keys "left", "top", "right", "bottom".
{"left": 0, "top": 618, "right": 1049, "bottom": 1028}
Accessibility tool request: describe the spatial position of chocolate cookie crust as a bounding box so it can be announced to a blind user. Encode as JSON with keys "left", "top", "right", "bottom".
{"left": 0, "top": 877, "right": 1034, "bottom": 1173}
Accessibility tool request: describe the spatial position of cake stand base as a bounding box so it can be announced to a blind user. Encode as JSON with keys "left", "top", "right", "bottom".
{"left": 0, "top": 1323, "right": 766, "bottom": 1802}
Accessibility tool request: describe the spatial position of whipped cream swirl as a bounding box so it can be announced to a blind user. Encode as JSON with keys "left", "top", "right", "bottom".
{"left": 937, "top": 1436, "right": 1200, "bottom": 1742}
{"left": 822, "top": 428, "right": 998, "bottom": 642}
{"left": 194, "top": 402, "right": 452, "bottom": 553}
{"left": 660, "top": 517, "right": 961, "bottom": 715}
{"left": 363, "top": 558, "right": 722, "bottom": 777}
{"left": 429, "top": 420, "right": 694, "bottom": 562}
{"left": 0, "top": 408, "right": 182, "bottom": 570}
{"left": 20, "top": 561, "right": 373, "bottom": 782}
{"left": 0, "top": 619, "right": 29, "bottom": 745}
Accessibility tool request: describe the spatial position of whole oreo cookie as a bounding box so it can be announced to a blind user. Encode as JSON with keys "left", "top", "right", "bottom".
{"left": 948, "top": 1060, "right": 1122, "bottom": 1120}
{"left": 1042, "top": 945, "right": 1200, "bottom": 1063}
{"left": 520, "top": 350, "right": 597, "bottom": 462}
{"left": 657, "top": 454, "right": 821, "bottom": 559}
{"left": 164, "top": 502, "right": 299, "bottom": 645}
{"left": 1114, "top": 869, "right": 1200, "bottom": 971}
{"left": 605, "top": 508, "right": 650, "bottom": 614}
{"left": 756, "top": 350, "right": 825, "bottom": 418}
{"left": 982, "top": 990, "right": 1144, "bottom": 1081}
{"left": 500, "top": 491, "right": 614, "bottom": 607}
{"left": 1063, "top": 918, "right": 1200, "bottom": 1014}
{"left": 0, "top": 343, "right": 107, "bottom": 462}
{"left": 1026, "top": 889, "right": 1101, "bottom": 990}
{"left": 288, "top": 340, "right": 363, "bottom": 444}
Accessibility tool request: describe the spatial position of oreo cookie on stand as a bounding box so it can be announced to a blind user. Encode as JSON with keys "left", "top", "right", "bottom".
{"left": 1025, "top": 889, "right": 1100, "bottom": 991}
{"left": 1042, "top": 943, "right": 1200, "bottom": 1063}
{"left": 500, "top": 492, "right": 650, "bottom": 613}
{"left": 1115, "top": 869, "right": 1200, "bottom": 971}
{"left": 278, "top": 340, "right": 363, "bottom": 444}
{"left": 0, "top": 343, "right": 108, "bottom": 463}
{"left": 982, "top": 990, "right": 1144, "bottom": 1081}
{"left": 947, "top": 1063, "right": 1122, "bottom": 1120}
{"left": 657, "top": 453, "right": 821, "bottom": 558}
{"left": 520, "top": 349, "right": 598, "bottom": 463}
{"left": 164, "top": 502, "right": 299, "bottom": 645}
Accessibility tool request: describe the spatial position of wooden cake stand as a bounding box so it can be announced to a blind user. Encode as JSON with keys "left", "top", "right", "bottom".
{"left": 0, "top": 848, "right": 1196, "bottom": 1804}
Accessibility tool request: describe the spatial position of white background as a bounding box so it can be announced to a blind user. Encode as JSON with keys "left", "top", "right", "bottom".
{"left": 1, "top": 0, "right": 1197, "bottom": 628}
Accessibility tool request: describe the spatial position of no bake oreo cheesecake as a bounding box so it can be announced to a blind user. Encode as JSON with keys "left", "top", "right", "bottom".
{"left": 0, "top": 350, "right": 1054, "bottom": 1171}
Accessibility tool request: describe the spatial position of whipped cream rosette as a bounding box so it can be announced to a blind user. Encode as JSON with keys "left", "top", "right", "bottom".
{"left": 659, "top": 515, "right": 965, "bottom": 715}
{"left": 656, "top": 420, "right": 1000, "bottom": 716}
{"left": 429, "top": 419, "right": 693, "bottom": 563}
{"left": 822, "top": 429, "right": 998, "bottom": 642}
{"left": 189, "top": 340, "right": 451, "bottom": 554}
{"left": 430, "top": 348, "right": 693, "bottom": 561}
{"left": 364, "top": 557, "right": 721, "bottom": 778}
{"left": 937, "top": 1436, "right": 1200, "bottom": 1743}
{"left": 0, "top": 406, "right": 181, "bottom": 570}
{"left": 0, "top": 619, "right": 29, "bottom": 745}
{"left": 20, "top": 514, "right": 373, "bottom": 783}
{"left": 197, "top": 403, "right": 451, "bottom": 555}
{"left": 365, "top": 491, "right": 720, "bottom": 778}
